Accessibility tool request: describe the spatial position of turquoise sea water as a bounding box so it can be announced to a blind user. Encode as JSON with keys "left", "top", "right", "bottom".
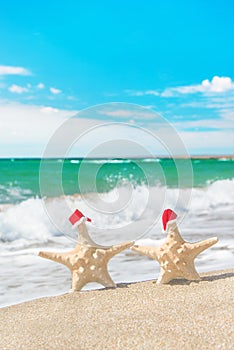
{"left": 0, "top": 157, "right": 233, "bottom": 307}
{"left": 0, "top": 157, "right": 233, "bottom": 204}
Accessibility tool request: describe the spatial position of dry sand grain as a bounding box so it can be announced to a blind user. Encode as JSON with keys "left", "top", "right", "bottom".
{"left": 0, "top": 269, "right": 233, "bottom": 350}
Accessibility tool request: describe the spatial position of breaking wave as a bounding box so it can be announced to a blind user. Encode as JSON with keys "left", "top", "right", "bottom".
{"left": 0, "top": 179, "right": 233, "bottom": 246}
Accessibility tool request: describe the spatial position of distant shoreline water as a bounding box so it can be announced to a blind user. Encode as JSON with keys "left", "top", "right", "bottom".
{"left": 1, "top": 154, "right": 234, "bottom": 160}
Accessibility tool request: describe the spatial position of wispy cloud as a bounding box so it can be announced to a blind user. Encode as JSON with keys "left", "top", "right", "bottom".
{"left": 8, "top": 84, "right": 29, "bottom": 94}
{"left": 125, "top": 89, "right": 160, "bottom": 97}
{"left": 162, "top": 76, "right": 234, "bottom": 97}
{"left": 144, "top": 90, "right": 160, "bottom": 96}
{"left": 98, "top": 107, "right": 157, "bottom": 121}
{"left": 100, "top": 109, "right": 138, "bottom": 118}
{"left": 37, "top": 83, "right": 45, "bottom": 89}
{"left": 126, "top": 76, "right": 234, "bottom": 98}
{"left": 50, "top": 87, "right": 62, "bottom": 94}
{"left": 67, "top": 95, "right": 77, "bottom": 101}
{"left": 180, "top": 130, "right": 234, "bottom": 154}
{"left": 0, "top": 65, "right": 31, "bottom": 76}
{"left": 0, "top": 102, "right": 77, "bottom": 156}
{"left": 219, "top": 109, "right": 234, "bottom": 121}
{"left": 182, "top": 100, "right": 234, "bottom": 110}
{"left": 40, "top": 106, "right": 59, "bottom": 113}
{"left": 174, "top": 116, "right": 234, "bottom": 131}
{"left": 178, "top": 92, "right": 234, "bottom": 127}
{"left": 0, "top": 100, "right": 232, "bottom": 157}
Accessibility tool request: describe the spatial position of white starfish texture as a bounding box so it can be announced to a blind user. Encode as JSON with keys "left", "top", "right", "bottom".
{"left": 39, "top": 221, "right": 133, "bottom": 291}
{"left": 131, "top": 209, "right": 218, "bottom": 284}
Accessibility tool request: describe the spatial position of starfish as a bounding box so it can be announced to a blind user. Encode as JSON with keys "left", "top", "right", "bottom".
{"left": 39, "top": 217, "right": 133, "bottom": 291}
{"left": 131, "top": 209, "right": 218, "bottom": 284}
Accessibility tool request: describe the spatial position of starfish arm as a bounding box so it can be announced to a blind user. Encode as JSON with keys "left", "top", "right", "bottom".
{"left": 71, "top": 271, "right": 89, "bottom": 291}
{"left": 39, "top": 250, "right": 76, "bottom": 268}
{"left": 187, "top": 237, "right": 218, "bottom": 258}
{"left": 178, "top": 261, "right": 201, "bottom": 281}
{"left": 105, "top": 241, "right": 134, "bottom": 259}
{"left": 131, "top": 245, "right": 159, "bottom": 261}
{"left": 157, "top": 262, "right": 201, "bottom": 283}
{"left": 77, "top": 221, "right": 100, "bottom": 247}
{"left": 157, "top": 269, "right": 173, "bottom": 284}
{"left": 72, "top": 266, "right": 116, "bottom": 291}
{"left": 167, "top": 221, "right": 184, "bottom": 243}
{"left": 38, "top": 251, "right": 65, "bottom": 265}
{"left": 95, "top": 268, "right": 116, "bottom": 288}
{"left": 71, "top": 268, "right": 112, "bottom": 291}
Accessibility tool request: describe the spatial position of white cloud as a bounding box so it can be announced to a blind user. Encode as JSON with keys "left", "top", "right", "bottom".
{"left": 98, "top": 108, "right": 156, "bottom": 120}
{"left": 0, "top": 65, "right": 31, "bottom": 76}
{"left": 0, "top": 102, "right": 77, "bottom": 157}
{"left": 219, "top": 109, "right": 234, "bottom": 121}
{"left": 174, "top": 116, "right": 234, "bottom": 131}
{"left": 0, "top": 101, "right": 233, "bottom": 157}
{"left": 100, "top": 109, "right": 137, "bottom": 118}
{"left": 40, "top": 106, "right": 59, "bottom": 114}
{"left": 162, "top": 76, "right": 234, "bottom": 97}
{"left": 145, "top": 90, "right": 160, "bottom": 96}
{"left": 67, "top": 95, "right": 77, "bottom": 101}
{"left": 0, "top": 102, "right": 173, "bottom": 157}
{"left": 201, "top": 76, "right": 234, "bottom": 93}
{"left": 125, "top": 89, "right": 159, "bottom": 97}
{"left": 124, "top": 90, "right": 145, "bottom": 96}
{"left": 37, "top": 83, "right": 45, "bottom": 89}
{"left": 128, "top": 76, "right": 234, "bottom": 98}
{"left": 8, "top": 84, "right": 29, "bottom": 94}
{"left": 182, "top": 99, "right": 234, "bottom": 110}
{"left": 180, "top": 130, "right": 234, "bottom": 154}
{"left": 50, "top": 87, "right": 62, "bottom": 94}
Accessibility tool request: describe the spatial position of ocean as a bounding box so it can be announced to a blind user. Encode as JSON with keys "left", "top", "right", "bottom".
{"left": 0, "top": 157, "right": 233, "bottom": 307}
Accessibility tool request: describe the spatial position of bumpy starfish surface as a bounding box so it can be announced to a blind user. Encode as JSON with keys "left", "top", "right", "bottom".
{"left": 39, "top": 221, "right": 133, "bottom": 291}
{"left": 131, "top": 216, "right": 218, "bottom": 284}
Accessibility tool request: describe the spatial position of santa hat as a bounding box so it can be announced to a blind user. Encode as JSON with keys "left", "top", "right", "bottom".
{"left": 69, "top": 209, "right": 92, "bottom": 228}
{"left": 162, "top": 208, "right": 177, "bottom": 231}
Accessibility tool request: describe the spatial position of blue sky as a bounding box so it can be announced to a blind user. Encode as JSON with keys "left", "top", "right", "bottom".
{"left": 0, "top": 0, "right": 234, "bottom": 156}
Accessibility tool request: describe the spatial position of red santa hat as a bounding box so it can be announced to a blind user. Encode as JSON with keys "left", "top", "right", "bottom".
{"left": 162, "top": 208, "right": 177, "bottom": 231}
{"left": 69, "top": 209, "right": 92, "bottom": 228}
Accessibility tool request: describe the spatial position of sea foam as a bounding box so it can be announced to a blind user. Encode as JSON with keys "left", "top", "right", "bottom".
{"left": 0, "top": 178, "right": 233, "bottom": 245}
{"left": 0, "top": 178, "right": 233, "bottom": 308}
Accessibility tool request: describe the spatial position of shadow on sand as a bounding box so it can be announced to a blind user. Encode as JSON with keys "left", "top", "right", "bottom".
{"left": 116, "top": 271, "right": 234, "bottom": 288}
{"left": 82, "top": 270, "right": 234, "bottom": 292}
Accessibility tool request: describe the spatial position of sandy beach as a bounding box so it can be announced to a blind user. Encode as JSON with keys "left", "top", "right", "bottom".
{"left": 0, "top": 269, "right": 233, "bottom": 350}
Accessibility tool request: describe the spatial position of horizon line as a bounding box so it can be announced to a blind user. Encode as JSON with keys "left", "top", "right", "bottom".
{"left": 0, "top": 154, "right": 233, "bottom": 160}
